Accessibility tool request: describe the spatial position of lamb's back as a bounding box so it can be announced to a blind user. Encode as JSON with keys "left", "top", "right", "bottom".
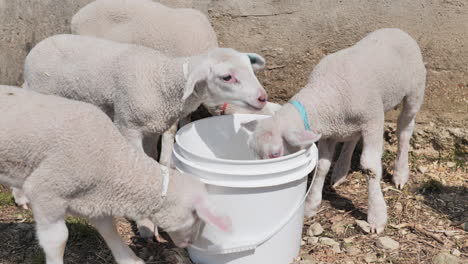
{"left": 0, "top": 86, "right": 126, "bottom": 187}
{"left": 71, "top": 0, "right": 218, "bottom": 56}
{"left": 24, "top": 34, "right": 132, "bottom": 109}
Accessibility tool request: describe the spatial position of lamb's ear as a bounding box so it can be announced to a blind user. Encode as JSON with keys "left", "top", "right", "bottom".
{"left": 183, "top": 64, "right": 210, "bottom": 100}
{"left": 282, "top": 129, "right": 321, "bottom": 147}
{"left": 240, "top": 120, "right": 259, "bottom": 133}
{"left": 245, "top": 53, "right": 266, "bottom": 70}
{"left": 194, "top": 196, "right": 232, "bottom": 233}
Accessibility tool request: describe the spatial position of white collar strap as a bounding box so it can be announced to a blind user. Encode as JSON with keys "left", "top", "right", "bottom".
{"left": 182, "top": 58, "right": 190, "bottom": 79}
{"left": 160, "top": 165, "right": 170, "bottom": 197}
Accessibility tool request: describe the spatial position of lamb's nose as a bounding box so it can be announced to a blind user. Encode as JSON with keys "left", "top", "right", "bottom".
{"left": 258, "top": 95, "right": 267, "bottom": 102}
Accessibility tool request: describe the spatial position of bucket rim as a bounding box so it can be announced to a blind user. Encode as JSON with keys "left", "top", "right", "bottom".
{"left": 175, "top": 114, "right": 307, "bottom": 164}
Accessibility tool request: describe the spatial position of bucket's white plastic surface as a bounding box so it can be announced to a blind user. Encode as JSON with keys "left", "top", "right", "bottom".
{"left": 172, "top": 114, "right": 318, "bottom": 264}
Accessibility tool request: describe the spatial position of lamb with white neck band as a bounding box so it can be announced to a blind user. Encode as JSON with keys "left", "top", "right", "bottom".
{"left": 242, "top": 28, "right": 426, "bottom": 234}
{"left": 24, "top": 35, "right": 267, "bottom": 145}
{"left": 0, "top": 85, "right": 231, "bottom": 264}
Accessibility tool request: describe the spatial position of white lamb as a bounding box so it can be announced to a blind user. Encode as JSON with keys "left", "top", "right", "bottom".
{"left": 0, "top": 85, "right": 231, "bottom": 264}
{"left": 242, "top": 28, "right": 426, "bottom": 233}
{"left": 23, "top": 34, "right": 265, "bottom": 239}
{"left": 23, "top": 34, "right": 267, "bottom": 154}
{"left": 70, "top": 0, "right": 273, "bottom": 167}
{"left": 71, "top": 0, "right": 218, "bottom": 57}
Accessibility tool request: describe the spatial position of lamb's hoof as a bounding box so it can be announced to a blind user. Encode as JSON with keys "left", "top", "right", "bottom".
{"left": 331, "top": 176, "right": 347, "bottom": 188}
{"left": 392, "top": 176, "right": 408, "bottom": 190}
{"left": 304, "top": 202, "right": 321, "bottom": 218}
{"left": 155, "top": 234, "right": 168, "bottom": 243}
{"left": 369, "top": 224, "right": 385, "bottom": 234}
{"left": 131, "top": 258, "right": 146, "bottom": 264}
{"left": 368, "top": 218, "right": 386, "bottom": 234}
{"left": 21, "top": 204, "right": 30, "bottom": 210}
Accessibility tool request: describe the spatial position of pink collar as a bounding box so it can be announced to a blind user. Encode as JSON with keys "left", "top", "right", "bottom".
{"left": 220, "top": 103, "right": 228, "bottom": 115}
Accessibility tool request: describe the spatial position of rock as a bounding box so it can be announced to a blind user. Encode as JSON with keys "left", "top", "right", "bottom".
{"left": 332, "top": 244, "right": 342, "bottom": 253}
{"left": 307, "top": 236, "right": 319, "bottom": 244}
{"left": 343, "top": 260, "right": 355, "bottom": 264}
{"left": 346, "top": 245, "right": 361, "bottom": 256}
{"left": 308, "top": 223, "right": 324, "bottom": 236}
{"left": 319, "top": 237, "right": 341, "bottom": 253}
{"left": 446, "top": 161, "right": 456, "bottom": 168}
{"left": 394, "top": 202, "right": 403, "bottom": 212}
{"left": 451, "top": 249, "right": 461, "bottom": 257}
{"left": 433, "top": 252, "right": 460, "bottom": 264}
{"left": 364, "top": 253, "right": 377, "bottom": 263}
{"left": 355, "top": 219, "right": 371, "bottom": 233}
{"left": 301, "top": 240, "right": 306, "bottom": 246}
{"left": 460, "top": 222, "right": 467, "bottom": 231}
{"left": 444, "top": 231, "right": 457, "bottom": 237}
{"left": 417, "top": 166, "right": 428, "bottom": 174}
{"left": 331, "top": 222, "right": 346, "bottom": 234}
{"left": 319, "top": 237, "right": 339, "bottom": 246}
{"left": 376, "top": 236, "right": 399, "bottom": 250}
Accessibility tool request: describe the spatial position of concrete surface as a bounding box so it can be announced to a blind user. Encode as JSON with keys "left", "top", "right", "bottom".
{"left": 1, "top": 0, "right": 466, "bottom": 125}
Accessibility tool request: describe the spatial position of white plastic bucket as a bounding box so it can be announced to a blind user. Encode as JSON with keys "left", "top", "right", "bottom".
{"left": 172, "top": 114, "right": 318, "bottom": 264}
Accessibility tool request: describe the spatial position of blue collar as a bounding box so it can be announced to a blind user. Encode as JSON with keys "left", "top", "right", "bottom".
{"left": 289, "top": 100, "right": 311, "bottom": 131}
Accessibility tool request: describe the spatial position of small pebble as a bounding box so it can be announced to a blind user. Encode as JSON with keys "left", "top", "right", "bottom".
{"left": 417, "top": 166, "right": 428, "bottom": 174}
{"left": 346, "top": 245, "right": 361, "bottom": 256}
{"left": 394, "top": 202, "right": 403, "bottom": 212}
{"left": 460, "top": 222, "right": 467, "bottom": 232}
{"left": 355, "top": 219, "right": 371, "bottom": 233}
{"left": 307, "top": 236, "right": 319, "bottom": 244}
{"left": 308, "top": 223, "right": 324, "bottom": 236}
{"left": 319, "top": 237, "right": 341, "bottom": 253}
{"left": 364, "top": 253, "right": 377, "bottom": 263}
{"left": 331, "top": 222, "right": 345, "bottom": 234}
{"left": 433, "top": 251, "right": 459, "bottom": 264}
{"left": 376, "top": 236, "right": 399, "bottom": 250}
{"left": 451, "top": 249, "right": 461, "bottom": 257}
{"left": 319, "top": 237, "right": 339, "bottom": 246}
{"left": 446, "top": 161, "right": 456, "bottom": 168}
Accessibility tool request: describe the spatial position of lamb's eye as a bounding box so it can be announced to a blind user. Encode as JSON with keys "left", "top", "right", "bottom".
{"left": 221, "top": 75, "right": 232, "bottom": 81}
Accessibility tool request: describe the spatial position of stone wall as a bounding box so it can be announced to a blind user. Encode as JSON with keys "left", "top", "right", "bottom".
{"left": 1, "top": 0, "right": 466, "bottom": 125}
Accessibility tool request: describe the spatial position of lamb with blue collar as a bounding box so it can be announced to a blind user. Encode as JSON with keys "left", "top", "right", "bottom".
{"left": 241, "top": 28, "right": 426, "bottom": 234}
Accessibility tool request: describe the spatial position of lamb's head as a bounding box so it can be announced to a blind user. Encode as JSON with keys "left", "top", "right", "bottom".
{"left": 155, "top": 171, "right": 231, "bottom": 248}
{"left": 241, "top": 117, "right": 321, "bottom": 159}
{"left": 183, "top": 48, "right": 267, "bottom": 111}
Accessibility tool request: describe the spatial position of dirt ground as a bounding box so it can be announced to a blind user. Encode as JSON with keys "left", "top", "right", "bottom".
{"left": 0, "top": 122, "right": 466, "bottom": 264}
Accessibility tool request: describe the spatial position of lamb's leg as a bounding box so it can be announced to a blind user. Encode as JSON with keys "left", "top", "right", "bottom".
{"left": 11, "top": 187, "right": 30, "bottom": 209}
{"left": 361, "top": 124, "right": 387, "bottom": 233}
{"left": 304, "top": 139, "right": 337, "bottom": 218}
{"left": 117, "top": 127, "right": 158, "bottom": 239}
{"left": 32, "top": 205, "right": 68, "bottom": 264}
{"left": 393, "top": 97, "right": 420, "bottom": 189}
{"left": 120, "top": 127, "right": 145, "bottom": 151}
{"left": 331, "top": 136, "right": 360, "bottom": 187}
{"left": 159, "top": 122, "right": 178, "bottom": 167}
{"left": 90, "top": 217, "right": 144, "bottom": 264}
